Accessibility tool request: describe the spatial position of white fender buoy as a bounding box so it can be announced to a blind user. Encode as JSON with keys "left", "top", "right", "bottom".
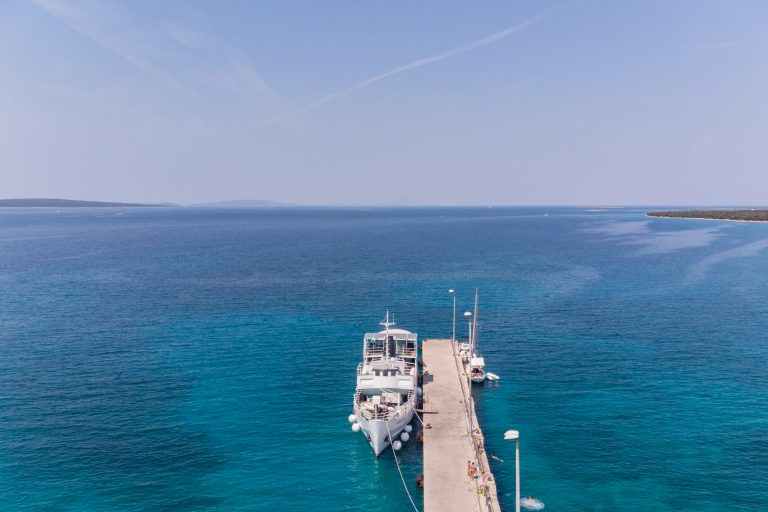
{"left": 404, "top": 424, "right": 413, "bottom": 433}
{"left": 351, "top": 423, "right": 361, "bottom": 432}
{"left": 393, "top": 440, "right": 402, "bottom": 450}
{"left": 416, "top": 387, "right": 423, "bottom": 396}
{"left": 400, "top": 432, "right": 410, "bottom": 442}
{"left": 348, "top": 414, "right": 357, "bottom": 424}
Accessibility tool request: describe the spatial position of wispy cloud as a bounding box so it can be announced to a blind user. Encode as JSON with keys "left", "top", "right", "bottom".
{"left": 29, "top": 0, "right": 195, "bottom": 95}
{"left": 274, "top": 7, "right": 558, "bottom": 122}
{"left": 504, "top": 72, "right": 551, "bottom": 91}
{"left": 224, "top": 60, "right": 278, "bottom": 100}
{"left": 698, "top": 39, "right": 743, "bottom": 50}
{"left": 166, "top": 24, "right": 201, "bottom": 49}
{"left": 29, "top": 0, "right": 278, "bottom": 104}
{"left": 164, "top": 21, "right": 278, "bottom": 101}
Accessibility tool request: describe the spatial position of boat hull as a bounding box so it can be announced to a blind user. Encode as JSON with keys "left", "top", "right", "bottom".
{"left": 356, "top": 408, "right": 414, "bottom": 456}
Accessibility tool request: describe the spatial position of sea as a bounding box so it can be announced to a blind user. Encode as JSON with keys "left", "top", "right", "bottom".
{"left": 0, "top": 206, "right": 766, "bottom": 511}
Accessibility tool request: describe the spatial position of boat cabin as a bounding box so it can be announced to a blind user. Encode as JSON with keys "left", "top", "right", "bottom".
{"left": 362, "top": 328, "right": 417, "bottom": 368}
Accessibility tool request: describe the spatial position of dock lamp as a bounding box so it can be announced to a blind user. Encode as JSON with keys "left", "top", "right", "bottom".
{"left": 504, "top": 429, "right": 520, "bottom": 512}
{"left": 448, "top": 289, "right": 456, "bottom": 342}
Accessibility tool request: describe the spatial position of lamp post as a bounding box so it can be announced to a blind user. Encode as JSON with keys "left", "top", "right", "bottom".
{"left": 504, "top": 429, "right": 521, "bottom": 512}
{"left": 449, "top": 289, "right": 456, "bottom": 342}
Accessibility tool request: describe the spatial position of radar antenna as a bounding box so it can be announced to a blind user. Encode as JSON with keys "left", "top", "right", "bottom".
{"left": 380, "top": 310, "right": 396, "bottom": 330}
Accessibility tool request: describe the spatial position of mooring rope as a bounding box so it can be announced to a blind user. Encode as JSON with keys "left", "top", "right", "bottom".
{"left": 385, "top": 420, "right": 421, "bottom": 512}
{"left": 379, "top": 387, "right": 426, "bottom": 427}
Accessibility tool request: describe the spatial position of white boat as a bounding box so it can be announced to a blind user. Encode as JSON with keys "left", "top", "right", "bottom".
{"left": 352, "top": 312, "right": 417, "bottom": 456}
{"left": 470, "top": 355, "right": 486, "bottom": 383}
{"left": 458, "top": 342, "right": 471, "bottom": 363}
{"left": 467, "top": 290, "right": 486, "bottom": 383}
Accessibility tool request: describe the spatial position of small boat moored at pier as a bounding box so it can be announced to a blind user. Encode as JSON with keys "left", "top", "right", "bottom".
{"left": 466, "top": 290, "right": 486, "bottom": 383}
{"left": 470, "top": 355, "right": 486, "bottom": 383}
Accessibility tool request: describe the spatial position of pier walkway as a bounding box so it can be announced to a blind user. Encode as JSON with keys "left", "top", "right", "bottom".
{"left": 421, "top": 339, "right": 500, "bottom": 512}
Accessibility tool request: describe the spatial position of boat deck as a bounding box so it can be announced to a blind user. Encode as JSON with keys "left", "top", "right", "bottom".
{"left": 421, "top": 338, "right": 500, "bottom": 512}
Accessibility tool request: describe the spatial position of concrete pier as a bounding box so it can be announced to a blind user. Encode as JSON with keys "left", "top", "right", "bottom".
{"left": 421, "top": 338, "right": 500, "bottom": 512}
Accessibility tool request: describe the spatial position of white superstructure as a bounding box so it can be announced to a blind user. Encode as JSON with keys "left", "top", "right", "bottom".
{"left": 351, "top": 312, "right": 417, "bottom": 456}
{"left": 469, "top": 355, "right": 486, "bottom": 383}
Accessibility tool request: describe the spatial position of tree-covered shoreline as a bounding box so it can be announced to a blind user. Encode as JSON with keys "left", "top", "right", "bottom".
{"left": 648, "top": 210, "right": 768, "bottom": 222}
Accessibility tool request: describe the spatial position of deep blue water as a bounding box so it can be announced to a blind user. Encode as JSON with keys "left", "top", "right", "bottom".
{"left": 0, "top": 207, "right": 766, "bottom": 511}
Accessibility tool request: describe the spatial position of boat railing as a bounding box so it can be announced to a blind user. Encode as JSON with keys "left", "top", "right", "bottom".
{"left": 354, "top": 389, "right": 415, "bottom": 421}
{"left": 357, "top": 365, "right": 414, "bottom": 377}
{"left": 364, "top": 348, "right": 385, "bottom": 359}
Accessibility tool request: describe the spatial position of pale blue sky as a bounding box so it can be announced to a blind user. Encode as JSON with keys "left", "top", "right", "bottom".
{"left": 1, "top": 1, "right": 767, "bottom": 205}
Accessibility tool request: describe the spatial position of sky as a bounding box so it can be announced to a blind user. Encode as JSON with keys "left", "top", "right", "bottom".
{"left": 1, "top": 0, "right": 767, "bottom": 205}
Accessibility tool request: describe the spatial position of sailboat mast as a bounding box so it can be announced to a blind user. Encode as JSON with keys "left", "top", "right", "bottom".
{"left": 472, "top": 289, "right": 479, "bottom": 354}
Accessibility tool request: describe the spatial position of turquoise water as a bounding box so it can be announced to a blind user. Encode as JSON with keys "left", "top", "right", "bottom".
{"left": 0, "top": 207, "right": 766, "bottom": 511}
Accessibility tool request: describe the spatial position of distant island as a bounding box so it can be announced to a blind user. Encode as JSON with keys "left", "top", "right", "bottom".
{"left": 0, "top": 198, "right": 174, "bottom": 208}
{"left": 648, "top": 210, "right": 768, "bottom": 222}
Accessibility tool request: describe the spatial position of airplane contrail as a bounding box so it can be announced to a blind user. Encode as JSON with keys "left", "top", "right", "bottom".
{"left": 274, "top": 7, "right": 558, "bottom": 123}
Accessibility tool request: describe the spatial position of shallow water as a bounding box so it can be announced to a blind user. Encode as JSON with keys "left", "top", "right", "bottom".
{"left": 0, "top": 207, "right": 766, "bottom": 511}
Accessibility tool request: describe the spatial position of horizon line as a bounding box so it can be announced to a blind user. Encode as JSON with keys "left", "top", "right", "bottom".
{"left": 4, "top": 198, "right": 768, "bottom": 209}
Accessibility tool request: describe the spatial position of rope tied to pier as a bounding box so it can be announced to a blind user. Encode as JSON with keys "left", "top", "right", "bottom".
{"left": 385, "top": 420, "right": 421, "bottom": 512}
{"left": 379, "top": 387, "right": 427, "bottom": 428}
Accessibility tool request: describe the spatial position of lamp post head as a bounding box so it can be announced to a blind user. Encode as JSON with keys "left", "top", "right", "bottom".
{"left": 464, "top": 311, "right": 472, "bottom": 317}
{"left": 504, "top": 430, "right": 520, "bottom": 441}
{"left": 449, "top": 289, "right": 455, "bottom": 294}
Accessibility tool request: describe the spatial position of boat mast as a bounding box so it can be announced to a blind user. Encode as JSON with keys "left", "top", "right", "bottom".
{"left": 380, "top": 310, "right": 394, "bottom": 359}
{"left": 472, "top": 289, "right": 479, "bottom": 355}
